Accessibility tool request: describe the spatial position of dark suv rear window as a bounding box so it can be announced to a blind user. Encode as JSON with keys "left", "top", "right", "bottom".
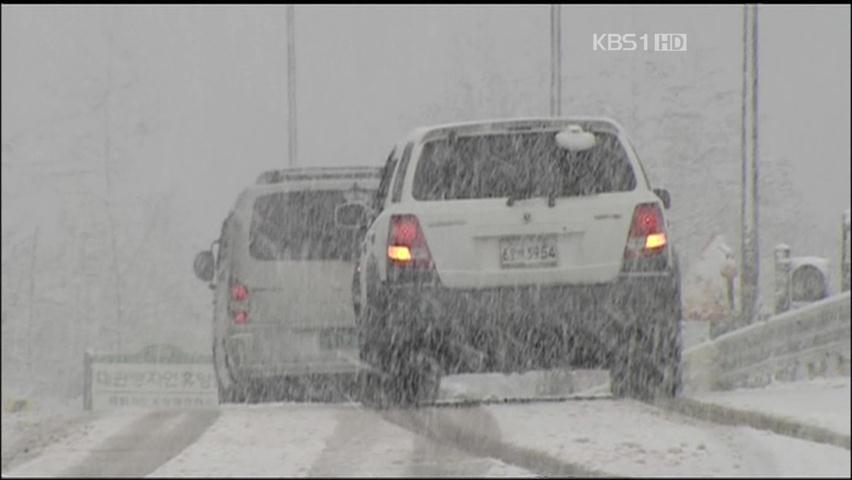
{"left": 249, "top": 190, "right": 364, "bottom": 261}
{"left": 412, "top": 131, "right": 636, "bottom": 201}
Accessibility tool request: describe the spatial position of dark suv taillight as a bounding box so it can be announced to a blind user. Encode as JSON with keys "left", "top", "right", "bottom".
{"left": 387, "top": 214, "right": 438, "bottom": 283}
{"left": 622, "top": 203, "right": 669, "bottom": 272}
{"left": 231, "top": 283, "right": 248, "bottom": 301}
{"left": 229, "top": 280, "right": 250, "bottom": 324}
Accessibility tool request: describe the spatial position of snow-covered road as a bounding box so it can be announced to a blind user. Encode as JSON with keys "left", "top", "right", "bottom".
{"left": 3, "top": 374, "right": 849, "bottom": 477}
{"left": 4, "top": 404, "right": 536, "bottom": 477}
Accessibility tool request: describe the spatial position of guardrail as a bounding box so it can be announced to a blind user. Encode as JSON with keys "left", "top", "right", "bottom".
{"left": 683, "top": 291, "right": 851, "bottom": 392}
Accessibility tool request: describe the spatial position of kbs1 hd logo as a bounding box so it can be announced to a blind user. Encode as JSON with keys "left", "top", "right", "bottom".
{"left": 593, "top": 33, "right": 688, "bottom": 52}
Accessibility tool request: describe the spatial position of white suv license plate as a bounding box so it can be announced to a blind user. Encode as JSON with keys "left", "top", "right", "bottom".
{"left": 499, "top": 235, "right": 559, "bottom": 269}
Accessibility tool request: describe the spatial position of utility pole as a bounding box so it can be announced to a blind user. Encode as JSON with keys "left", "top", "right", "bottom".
{"left": 287, "top": 4, "right": 298, "bottom": 167}
{"left": 103, "top": 6, "right": 124, "bottom": 352}
{"left": 843, "top": 209, "right": 850, "bottom": 292}
{"left": 550, "top": 4, "right": 562, "bottom": 116}
{"left": 739, "top": 4, "right": 760, "bottom": 326}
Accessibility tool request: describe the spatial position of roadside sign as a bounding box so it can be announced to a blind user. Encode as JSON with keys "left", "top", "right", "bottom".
{"left": 83, "top": 344, "right": 216, "bottom": 410}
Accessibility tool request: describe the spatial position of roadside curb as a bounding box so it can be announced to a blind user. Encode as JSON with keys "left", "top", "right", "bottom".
{"left": 654, "top": 396, "right": 851, "bottom": 451}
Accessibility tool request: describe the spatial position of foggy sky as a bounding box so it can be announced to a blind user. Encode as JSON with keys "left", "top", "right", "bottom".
{"left": 2, "top": 5, "right": 850, "bottom": 335}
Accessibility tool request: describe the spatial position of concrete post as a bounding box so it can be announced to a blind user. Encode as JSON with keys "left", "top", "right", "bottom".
{"left": 774, "top": 244, "right": 791, "bottom": 314}
{"left": 720, "top": 249, "right": 738, "bottom": 317}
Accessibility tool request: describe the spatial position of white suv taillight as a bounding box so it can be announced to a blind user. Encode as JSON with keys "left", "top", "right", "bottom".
{"left": 623, "top": 203, "right": 668, "bottom": 271}
{"left": 388, "top": 214, "right": 433, "bottom": 267}
{"left": 387, "top": 214, "right": 438, "bottom": 282}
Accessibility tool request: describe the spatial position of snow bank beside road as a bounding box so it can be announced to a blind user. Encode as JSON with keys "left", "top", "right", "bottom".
{"left": 1, "top": 395, "right": 91, "bottom": 473}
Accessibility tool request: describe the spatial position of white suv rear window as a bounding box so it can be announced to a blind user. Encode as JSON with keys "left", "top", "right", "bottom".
{"left": 412, "top": 131, "right": 636, "bottom": 201}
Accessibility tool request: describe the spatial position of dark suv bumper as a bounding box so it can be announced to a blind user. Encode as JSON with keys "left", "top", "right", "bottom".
{"left": 365, "top": 271, "right": 679, "bottom": 373}
{"left": 380, "top": 271, "right": 676, "bottom": 326}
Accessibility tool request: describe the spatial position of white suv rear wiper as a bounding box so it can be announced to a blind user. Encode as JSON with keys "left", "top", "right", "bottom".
{"left": 506, "top": 189, "right": 532, "bottom": 207}
{"left": 506, "top": 189, "right": 558, "bottom": 207}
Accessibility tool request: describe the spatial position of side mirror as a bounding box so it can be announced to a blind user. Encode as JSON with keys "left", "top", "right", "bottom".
{"left": 335, "top": 202, "right": 371, "bottom": 229}
{"left": 654, "top": 188, "right": 672, "bottom": 210}
{"left": 555, "top": 125, "right": 597, "bottom": 152}
{"left": 193, "top": 250, "right": 215, "bottom": 282}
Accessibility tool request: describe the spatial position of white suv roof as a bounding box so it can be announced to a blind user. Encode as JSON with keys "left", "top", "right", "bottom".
{"left": 405, "top": 116, "right": 626, "bottom": 143}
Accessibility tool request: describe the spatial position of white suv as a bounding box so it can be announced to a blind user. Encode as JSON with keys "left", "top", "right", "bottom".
{"left": 354, "top": 118, "right": 682, "bottom": 405}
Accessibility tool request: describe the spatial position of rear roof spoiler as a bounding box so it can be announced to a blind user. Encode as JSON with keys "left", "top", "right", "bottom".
{"left": 256, "top": 166, "right": 383, "bottom": 185}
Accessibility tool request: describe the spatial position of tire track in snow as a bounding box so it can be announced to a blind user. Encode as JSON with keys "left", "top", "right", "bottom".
{"left": 402, "top": 411, "right": 539, "bottom": 477}
{"left": 380, "top": 405, "right": 611, "bottom": 477}
{"left": 149, "top": 404, "right": 340, "bottom": 477}
{"left": 61, "top": 408, "right": 219, "bottom": 477}
{"left": 307, "top": 406, "right": 535, "bottom": 476}
{"left": 306, "top": 407, "right": 415, "bottom": 476}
